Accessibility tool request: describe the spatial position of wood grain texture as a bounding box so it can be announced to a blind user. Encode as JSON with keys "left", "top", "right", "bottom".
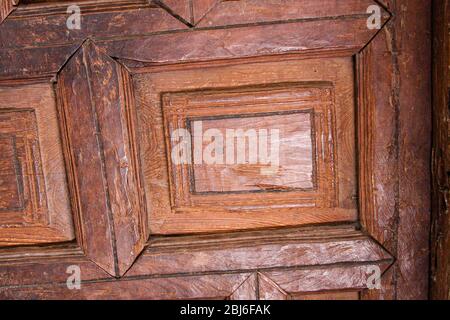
{"left": 1, "top": 1, "right": 186, "bottom": 49}
{"left": 0, "top": 0, "right": 385, "bottom": 79}
{"left": 359, "top": 0, "right": 432, "bottom": 300}
{"left": 292, "top": 291, "right": 360, "bottom": 300}
{"left": 0, "top": 244, "right": 111, "bottom": 287}
{"left": 155, "top": 0, "right": 192, "bottom": 24}
{"left": 259, "top": 262, "right": 391, "bottom": 299}
{"left": 197, "top": 0, "right": 389, "bottom": 27}
{"left": 0, "top": 0, "right": 17, "bottom": 25}
{"left": 357, "top": 32, "right": 397, "bottom": 300}
{"left": 106, "top": 16, "right": 384, "bottom": 67}
{"left": 191, "top": 112, "right": 315, "bottom": 193}
{"left": 0, "top": 83, "right": 74, "bottom": 246}
{"left": 57, "top": 40, "right": 147, "bottom": 276}
{"left": 192, "top": 0, "right": 218, "bottom": 25}
{"left": 431, "top": 0, "right": 450, "bottom": 300}
{"left": 134, "top": 56, "right": 357, "bottom": 234}
{"left": 394, "top": 0, "right": 432, "bottom": 300}
{"left": 0, "top": 0, "right": 433, "bottom": 301}
{"left": 126, "top": 225, "right": 393, "bottom": 277}
{"left": 163, "top": 85, "right": 337, "bottom": 210}
{"left": 0, "top": 272, "right": 252, "bottom": 300}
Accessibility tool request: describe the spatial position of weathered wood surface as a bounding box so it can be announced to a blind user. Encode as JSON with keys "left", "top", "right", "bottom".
{"left": 135, "top": 56, "right": 357, "bottom": 234}
{"left": 431, "top": 0, "right": 450, "bottom": 300}
{"left": 127, "top": 226, "right": 392, "bottom": 277}
{"left": 0, "top": 244, "right": 111, "bottom": 287}
{"left": 0, "top": 0, "right": 17, "bottom": 24}
{"left": 0, "top": 0, "right": 386, "bottom": 80}
{"left": 0, "top": 272, "right": 254, "bottom": 300}
{"left": 0, "top": 83, "right": 74, "bottom": 246}
{"left": 57, "top": 40, "right": 147, "bottom": 276}
{"left": 0, "top": 0, "right": 433, "bottom": 300}
{"left": 359, "top": 0, "right": 432, "bottom": 300}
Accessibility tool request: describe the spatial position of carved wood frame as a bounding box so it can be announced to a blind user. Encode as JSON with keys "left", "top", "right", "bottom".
{"left": 0, "top": 0, "right": 431, "bottom": 300}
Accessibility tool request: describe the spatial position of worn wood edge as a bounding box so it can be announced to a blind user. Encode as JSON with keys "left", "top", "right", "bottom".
{"left": 395, "top": 0, "right": 432, "bottom": 300}
{"left": 125, "top": 225, "right": 394, "bottom": 278}
{"left": 104, "top": 15, "right": 382, "bottom": 65}
{"left": 259, "top": 260, "right": 393, "bottom": 298}
{"left": 0, "top": 225, "right": 394, "bottom": 289}
{"left": 0, "top": 272, "right": 252, "bottom": 300}
{"left": 0, "top": 260, "right": 394, "bottom": 299}
{"left": 0, "top": 0, "right": 18, "bottom": 25}
{"left": 12, "top": 0, "right": 155, "bottom": 17}
{"left": 431, "top": 0, "right": 450, "bottom": 300}
{"left": 0, "top": 12, "right": 381, "bottom": 80}
{"left": 196, "top": 0, "right": 390, "bottom": 28}
{"left": 0, "top": 244, "right": 113, "bottom": 288}
{"left": 54, "top": 40, "right": 149, "bottom": 277}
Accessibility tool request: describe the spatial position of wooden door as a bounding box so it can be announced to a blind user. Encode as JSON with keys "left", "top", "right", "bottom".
{"left": 0, "top": 0, "right": 431, "bottom": 300}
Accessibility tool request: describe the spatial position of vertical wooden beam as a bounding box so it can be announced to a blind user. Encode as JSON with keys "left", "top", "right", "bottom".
{"left": 431, "top": 0, "right": 450, "bottom": 300}
{"left": 57, "top": 40, "right": 148, "bottom": 277}
{"left": 394, "top": 0, "right": 432, "bottom": 300}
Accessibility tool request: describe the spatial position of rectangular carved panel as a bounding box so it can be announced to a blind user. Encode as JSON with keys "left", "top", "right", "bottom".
{"left": 0, "top": 110, "right": 46, "bottom": 225}
{"left": 0, "top": 84, "right": 75, "bottom": 246}
{"left": 134, "top": 56, "right": 357, "bottom": 234}
{"left": 191, "top": 111, "right": 314, "bottom": 193}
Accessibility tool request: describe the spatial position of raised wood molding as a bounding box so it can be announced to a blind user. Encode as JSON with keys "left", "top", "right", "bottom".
{"left": 358, "top": 0, "right": 432, "bottom": 300}
{"left": 56, "top": 40, "right": 148, "bottom": 276}
{"left": 196, "top": 0, "right": 389, "bottom": 28}
{"left": 259, "top": 262, "right": 392, "bottom": 300}
{"left": 0, "top": 0, "right": 387, "bottom": 80}
{"left": 127, "top": 226, "right": 393, "bottom": 277}
{"left": 0, "top": 0, "right": 18, "bottom": 25}
{"left": 0, "top": 272, "right": 254, "bottom": 300}
{"left": 134, "top": 56, "right": 357, "bottom": 234}
{"left": 0, "top": 83, "right": 75, "bottom": 246}
{"left": 0, "top": 0, "right": 432, "bottom": 300}
{"left": 0, "top": 225, "right": 393, "bottom": 299}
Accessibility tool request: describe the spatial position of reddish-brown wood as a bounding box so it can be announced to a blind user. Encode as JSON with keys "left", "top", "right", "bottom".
{"left": 0, "top": 0, "right": 433, "bottom": 300}
{"left": 292, "top": 291, "right": 360, "bottom": 300}
{"left": 192, "top": 0, "right": 218, "bottom": 25}
{"left": 393, "top": 0, "right": 432, "bottom": 300}
{"left": 197, "top": 0, "right": 389, "bottom": 27}
{"left": 127, "top": 225, "right": 392, "bottom": 277}
{"left": 0, "top": 244, "right": 112, "bottom": 287}
{"left": 135, "top": 56, "right": 357, "bottom": 234}
{"left": 57, "top": 40, "right": 147, "bottom": 276}
{"left": 431, "top": 0, "right": 450, "bottom": 300}
{"left": 155, "top": 0, "right": 192, "bottom": 24}
{"left": 0, "top": 0, "right": 385, "bottom": 80}
{"left": 0, "top": 0, "right": 17, "bottom": 24}
{"left": 0, "top": 83, "right": 74, "bottom": 246}
{"left": 0, "top": 1, "right": 185, "bottom": 48}
{"left": 0, "top": 272, "right": 254, "bottom": 300}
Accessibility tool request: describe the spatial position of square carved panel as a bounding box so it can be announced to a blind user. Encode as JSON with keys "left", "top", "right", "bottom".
{"left": 134, "top": 56, "right": 357, "bottom": 234}
{"left": 0, "top": 84, "right": 75, "bottom": 246}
